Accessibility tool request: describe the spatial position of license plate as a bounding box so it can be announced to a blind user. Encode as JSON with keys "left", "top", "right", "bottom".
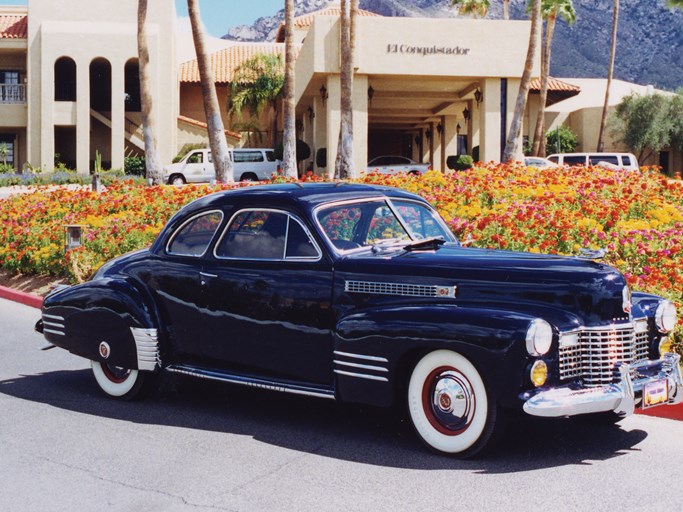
{"left": 642, "top": 379, "right": 669, "bottom": 409}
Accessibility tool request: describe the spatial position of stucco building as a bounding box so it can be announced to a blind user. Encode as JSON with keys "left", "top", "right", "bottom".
{"left": 0, "top": 0, "right": 679, "bottom": 174}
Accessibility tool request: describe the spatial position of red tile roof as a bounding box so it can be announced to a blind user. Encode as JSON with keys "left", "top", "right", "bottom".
{"left": 178, "top": 115, "right": 241, "bottom": 140}
{"left": 179, "top": 43, "right": 297, "bottom": 84}
{"left": 529, "top": 77, "right": 581, "bottom": 93}
{"left": 275, "top": 6, "right": 381, "bottom": 42}
{"left": 0, "top": 12, "right": 27, "bottom": 39}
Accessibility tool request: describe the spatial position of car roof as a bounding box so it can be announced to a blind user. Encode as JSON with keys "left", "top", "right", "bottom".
{"left": 176, "top": 182, "right": 425, "bottom": 215}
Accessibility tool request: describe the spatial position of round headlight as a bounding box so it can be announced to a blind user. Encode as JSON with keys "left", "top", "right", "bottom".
{"left": 655, "top": 301, "right": 677, "bottom": 334}
{"left": 526, "top": 319, "right": 553, "bottom": 356}
{"left": 530, "top": 360, "right": 548, "bottom": 387}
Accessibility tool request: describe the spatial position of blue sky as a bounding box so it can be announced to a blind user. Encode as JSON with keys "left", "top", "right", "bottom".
{"left": 2, "top": 0, "right": 284, "bottom": 38}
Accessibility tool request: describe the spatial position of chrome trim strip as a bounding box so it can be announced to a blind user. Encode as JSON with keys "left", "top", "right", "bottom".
{"left": 345, "top": 280, "right": 456, "bottom": 299}
{"left": 334, "top": 369, "right": 389, "bottom": 382}
{"left": 130, "top": 327, "right": 159, "bottom": 371}
{"left": 43, "top": 314, "right": 64, "bottom": 321}
{"left": 166, "top": 365, "right": 335, "bottom": 399}
{"left": 43, "top": 328, "right": 65, "bottom": 336}
{"left": 333, "top": 360, "right": 388, "bottom": 372}
{"left": 43, "top": 321, "right": 64, "bottom": 329}
{"left": 333, "top": 350, "right": 388, "bottom": 363}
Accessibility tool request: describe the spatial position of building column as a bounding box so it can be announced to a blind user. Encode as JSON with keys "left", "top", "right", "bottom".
{"left": 428, "top": 121, "right": 435, "bottom": 168}
{"left": 313, "top": 94, "right": 327, "bottom": 176}
{"left": 39, "top": 51, "right": 54, "bottom": 172}
{"left": 76, "top": 59, "right": 91, "bottom": 174}
{"left": 442, "top": 115, "right": 458, "bottom": 170}
{"left": 325, "top": 76, "right": 341, "bottom": 180}
{"left": 111, "top": 59, "right": 125, "bottom": 170}
{"left": 351, "top": 74, "right": 368, "bottom": 179}
{"left": 479, "top": 78, "right": 502, "bottom": 163}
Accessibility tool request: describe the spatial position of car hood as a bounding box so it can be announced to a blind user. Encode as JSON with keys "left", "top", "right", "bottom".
{"left": 336, "top": 244, "right": 630, "bottom": 328}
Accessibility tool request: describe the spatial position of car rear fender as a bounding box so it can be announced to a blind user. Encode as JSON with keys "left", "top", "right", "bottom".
{"left": 333, "top": 305, "right": 539, "bottom": 408}
{"left": 40, "top": 278, "right": 160, "bottom": 371}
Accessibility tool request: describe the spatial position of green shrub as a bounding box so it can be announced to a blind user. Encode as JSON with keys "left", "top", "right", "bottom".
{"left": 447, "top": 155, "right": 473, "bottom": 171}
{"left": 546, "top": 125, "right": 578, "bottom": 154}
{"left": 124, "top": 156, "right": 146, "bottom": 176}
{"left": 173, "top": 143, "right": 205, "bottom": 163}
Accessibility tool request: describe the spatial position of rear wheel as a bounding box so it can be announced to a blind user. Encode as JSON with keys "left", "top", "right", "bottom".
{"left": 239, "top": 172, "right": 259, "bottom": 182}
{"left": 407, "top": 349, "right": 503, "bottom": 457}
{"left": 91, "top": 361, "right": 147, "bottom": 400}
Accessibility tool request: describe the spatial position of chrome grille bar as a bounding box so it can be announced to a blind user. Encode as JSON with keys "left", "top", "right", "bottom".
{"left": 559, "top": 321, "right": 650, "bottom": 387}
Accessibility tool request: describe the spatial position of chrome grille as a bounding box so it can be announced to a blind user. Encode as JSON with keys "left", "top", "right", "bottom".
{"left": 559, "top": 321, "right": 649, "bottom": 386}
{"left": 345, "top": 280, "right": 455, "bottom": 298}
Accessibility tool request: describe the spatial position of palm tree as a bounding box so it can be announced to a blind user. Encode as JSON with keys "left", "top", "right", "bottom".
{"left": 334, "top": 0, "right": 355, "bottom": 179}
{"left": 137, "top": 0, "right": 163, "bottom": 184}
{"left": 188, "top": 0, "right": 232, "bottom": 183}
{"left": 597, "top": 0, "right": 619, "bottom": 152}
{"left": 282, "top": 0, "right": 297, "bottom": 179}
{"left": 503, "top": 1, "right": 510, "bottom": 19}
{"left": 229, "top": 54, "right": 284, "bottom": 149}
{"left": 502, "top": 0, "right": 541, "bottom": 162}
{"left": 531, "top": 0, "right": 576, "bottom": 156}
{"left": 450, "top": 0, "right": 491, "bottom": 18}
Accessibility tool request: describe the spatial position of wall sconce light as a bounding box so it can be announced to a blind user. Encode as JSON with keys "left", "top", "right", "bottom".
{"left": 295, "top": 119, "right": 304, "bottom": 133}
{"left": 474, "top": 88, "right": 483, "bottom": 105}
{"left": 320, "top": 84, "right": 328, "bottom": 104}
{"left": 307, "top": 105, "right": 315, "bottom": 120}
{"left": 425, "top": 128, "right": 432, "bottom": 140}
{"left": 462, "top": 107, "right": 470, "bottom": 120}
{"left": 415, "top": 133, "right": 422, "bottom": 146}
{"left": 436, "top": 123, "right": 443, "bottom": 135}
{"left": 64, "top": 224, "right": 84, "bottom": 252}
{"left": 367, "top": 85, "right": 374, "bottom": 103}
{"left": 456, "top": 123, "right": 462, "bottom": 134}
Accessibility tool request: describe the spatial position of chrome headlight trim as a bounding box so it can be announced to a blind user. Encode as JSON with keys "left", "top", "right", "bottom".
{"left": 655, "top": 301, "right": 677, "bottom": 334}
{"left": 526, "top": 319, "right": 553, "bottom": 356}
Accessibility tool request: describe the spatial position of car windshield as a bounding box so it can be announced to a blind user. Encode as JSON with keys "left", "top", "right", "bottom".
{"left": 316, "top": 198, "right": 455, "bottom": 252}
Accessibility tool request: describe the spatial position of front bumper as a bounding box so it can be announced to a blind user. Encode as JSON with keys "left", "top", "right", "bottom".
{"left": 523, "top": 353, "right": 683, "bottom": 417}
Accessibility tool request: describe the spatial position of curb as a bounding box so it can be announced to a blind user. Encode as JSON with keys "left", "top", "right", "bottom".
{"left": 0, "top": 284, "right": 43, "bottom": 309}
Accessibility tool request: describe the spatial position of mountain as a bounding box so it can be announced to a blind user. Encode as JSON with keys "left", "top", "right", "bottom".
{"left": 222, "top": 0, "right": 683, "bottom": 91}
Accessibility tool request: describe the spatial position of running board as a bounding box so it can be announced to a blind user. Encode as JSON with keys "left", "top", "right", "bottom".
{"left": 166, "top": 364, "right": 335, "bottom": 400}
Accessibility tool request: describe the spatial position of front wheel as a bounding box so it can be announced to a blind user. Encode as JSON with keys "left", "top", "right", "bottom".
{"left": 407, "top": 350, "right": 502, "bottom": 457}
{"left": 168, "top": 174, "right": 186, "bottom": 186}
{"left": 91, "top": 361, "right": 147, "bottom": 400}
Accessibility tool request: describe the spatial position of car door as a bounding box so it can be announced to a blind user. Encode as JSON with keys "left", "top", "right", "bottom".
{"left": 198, "top": 208, "right": 335, "bottom": 386}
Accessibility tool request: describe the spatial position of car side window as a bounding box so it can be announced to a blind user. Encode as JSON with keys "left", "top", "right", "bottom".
{"left": 366, "top": 205, "right": 410, "bottom": 243}
{"left": 187, "top": 152, "right": 203, "bottom": 164}
{"left": 548, "top": 156, "right": 558, "bottom": 163}
{"left": 590, "top": 155, "right": 618, "bottom": 166}
{"left": 564, "top": 156, "right": 586, "bottom": 166}
{"left": 234, "top": 151, "right": 265, "bottom": 163}
{"left": 265, "top": 151, "right": 276, "bottom": 162}
{"left": 317, "top": 206, "right": 364, "bottom": 250}
{"left": 622, "top": 155, "right": 632, "bottom": 166}
{"left": 167, "top": 211, "right": 223, "bottom": 257}
{"left": 215, "top": 210, "right": 320, "bottom": 260}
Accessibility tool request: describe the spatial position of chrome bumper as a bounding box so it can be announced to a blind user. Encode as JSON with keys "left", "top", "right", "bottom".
{"left": 523, "top": 353, "right": 683, "bottom": 417}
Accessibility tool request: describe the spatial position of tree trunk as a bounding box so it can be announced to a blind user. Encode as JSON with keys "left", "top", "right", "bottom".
{"left": 334, "top": 0, "right": 355, "bottom": 180}
{"left": 531, "top": 14, "right": 556, "bottom": 157}
{"left": 502, "top": 0, "right": 541, "bottom": 163}
{"left": 503, "top": 0, "right": 510, "bottom": 20}
{"left": 188, "top": 0, "right": 232, "bottom": 183}
{"left": 282, "top": 0, "right": 297, "bottom": 179}
{"left": 597, "top": 0, "right": 619, "bottom": 152}
{"left": 137, "top": 0, "right": 163, "bottom": 185}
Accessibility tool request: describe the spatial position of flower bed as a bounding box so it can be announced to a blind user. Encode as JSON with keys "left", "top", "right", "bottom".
{"left": 0, "top": 164, "right": 681, "bottom": 351}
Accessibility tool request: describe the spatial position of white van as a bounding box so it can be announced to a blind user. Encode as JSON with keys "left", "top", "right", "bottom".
{"left": 164, "top": 148, "right": 281, "bottom": 184}
{"left": 546, "top": 152, "right": 639, "bottom": 171}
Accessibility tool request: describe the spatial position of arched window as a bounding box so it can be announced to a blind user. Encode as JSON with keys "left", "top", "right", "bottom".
{"left": 89, "top": 58, "right": 112, "bottom": 111}
{"left": 54, "top": 57, "right": 76, "bottom": 101}
{"left": 124, "top": 58, "right": 141, "bottom": 112}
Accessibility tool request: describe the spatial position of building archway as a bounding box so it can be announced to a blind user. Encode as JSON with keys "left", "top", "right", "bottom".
{"left": 124, "top": 58, "right": 141, "bottom": 112}
{"left": 54, "top": 57, "right": 76, "bottom": 101}
{"left": 89, "top": 58, "right": 112, "bottom": 169}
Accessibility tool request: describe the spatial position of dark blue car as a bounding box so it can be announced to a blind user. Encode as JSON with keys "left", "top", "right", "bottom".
{"left": 36, "top": 183, "right": 682, "bottom": 457}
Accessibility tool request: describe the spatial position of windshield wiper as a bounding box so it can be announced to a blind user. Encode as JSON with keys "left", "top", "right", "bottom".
{"left": 403, "top": 236, "right": 446, "bottom": 251}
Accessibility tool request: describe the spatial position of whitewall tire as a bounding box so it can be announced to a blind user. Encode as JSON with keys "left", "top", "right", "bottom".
{"left": 91, "top": 361, "right": 145, "bottom": 400}
{"left": 408, "top": 349, "right": 499, "bottom": 457}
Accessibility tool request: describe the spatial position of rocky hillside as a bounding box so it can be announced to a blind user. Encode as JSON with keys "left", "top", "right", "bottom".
{"left": 223, "top": 0, "right": 683, "bottom": 91}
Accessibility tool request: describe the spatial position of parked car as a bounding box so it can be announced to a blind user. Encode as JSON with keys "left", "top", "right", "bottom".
{"left": 35, "top": 183, "right": 682, "bottom": 457}
{"left": 367, "top": 155, "right": 431, "bottom": 175}
{"left": 524, "top": 157, "right": 559, "bottom": 168}
{"left": 546, "top": 152, "right": 639, "bottom": 171}
{"left": 164, "top": 148, "right": 281, "bottom": 184}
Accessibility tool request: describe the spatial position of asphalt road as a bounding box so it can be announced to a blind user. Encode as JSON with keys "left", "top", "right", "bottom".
{"left": 2, "top": 297, "right": 683, "bottom": 512}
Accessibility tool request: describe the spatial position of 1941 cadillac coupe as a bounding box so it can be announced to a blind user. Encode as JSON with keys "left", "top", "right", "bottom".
{"left": 36, "top": 183, "right": 682, "bottom": 457}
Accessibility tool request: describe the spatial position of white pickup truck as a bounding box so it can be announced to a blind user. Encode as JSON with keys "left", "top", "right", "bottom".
{"left": 367, "top": 155, "right": 432, "bottom": 175}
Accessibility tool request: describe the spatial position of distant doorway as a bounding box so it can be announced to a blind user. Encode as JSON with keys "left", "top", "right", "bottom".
{"left": 659, "top": 151, "right": 670, "bottom": 175}
{"left": 368, "top": 130, "right": 414, "bottom": 161}
{"left": 0, "top": 133, "right": 15, "bottom": 168}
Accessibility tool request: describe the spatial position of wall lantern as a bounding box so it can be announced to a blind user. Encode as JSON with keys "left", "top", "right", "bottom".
{"left": 367, "top": 85, "right": 375, "bottom": 103}
{"left": 415, "top": 133, "right": 422, "bottom": 146}
{"left": 295, "top": 119, "right": 304, "bottom": 133}
{"left": 462, "top": 107, "right": 470, "bottom": 120}
{"left": 320, "top": 84, "right": 328, "bottom": 104}
{"left": 474, "top": 88, "right": 483, "bottom": 105}
{"left": 64, "top": 225, "right": 84, "bottom": 252}
{"left": 456, "top": 123, "right": 462, "bottom": 134}
{"left": 307, "top": 105, "right": 315, "bottom": 120}
{"left": 425, "top": 128, "right": 432, "bottom": 140}
{"left": 436, "top": 123, "right": 443, "bottom": 135}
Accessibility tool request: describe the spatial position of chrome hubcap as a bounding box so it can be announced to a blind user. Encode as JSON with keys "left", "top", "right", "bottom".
{"left": 430, "top": 370, "right": 475, "bottom": 432}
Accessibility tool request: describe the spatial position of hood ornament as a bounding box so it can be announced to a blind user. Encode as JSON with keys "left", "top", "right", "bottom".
{"left": 577, "top": 248, "right": 607, "bottom": 260}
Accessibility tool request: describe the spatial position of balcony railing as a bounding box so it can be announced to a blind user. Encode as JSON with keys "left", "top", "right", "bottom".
{"left": 0, "top": 83, "right": 26, "bottom": 104}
